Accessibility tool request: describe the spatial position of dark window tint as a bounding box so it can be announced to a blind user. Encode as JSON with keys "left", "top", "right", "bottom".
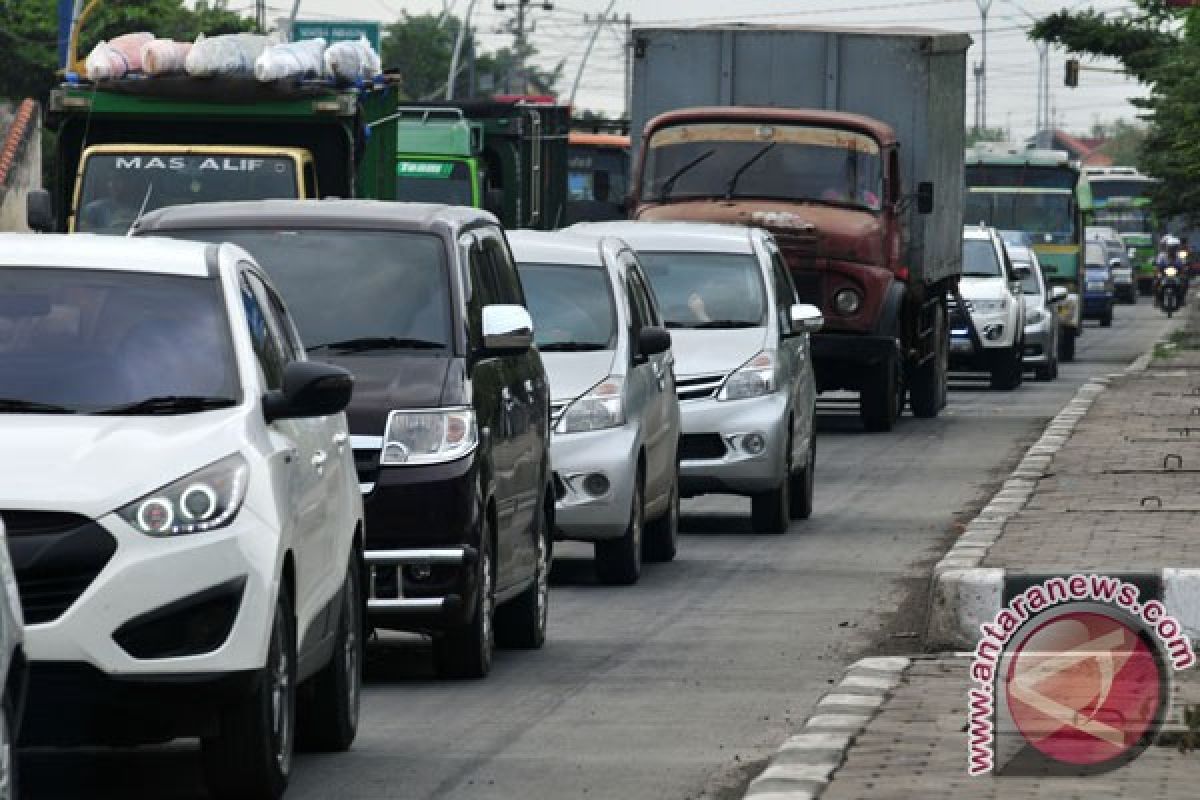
{"left": 396, "top": 160, "right": 474, "bottom": 206}
{"left": 965, "top": 165, "right": 1076, "bottom": 189}
{"left": 481, "top": 231, "right": 524, "bottom": 305}
{"left": 240, "top": 274, "right": 287, "bottom": 389}
{"left": 0, "top": 268, "right": 238, "bottom": 412}
{"left": 174, "top": 230, "right": 452, "bottom": 354}
{"left": 639, "top": 251, "right": 767, "bottom": 329}
{"left": 964, "top": 192, "right": 1074, "bottom": 236}
{"left": 517, "top": 263, "right": 616, "bottom": 350}
{"left": 626, "top": 264, "right": 658, "bottom": 329}
{"left": 962, "top": 239, "right": 1004, "bottom": 278}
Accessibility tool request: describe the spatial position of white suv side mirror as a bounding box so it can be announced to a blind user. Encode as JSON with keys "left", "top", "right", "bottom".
{"left": 789, "top": 303, "right": 824, "bottom": 334}
{"left": 1049, "top": 286, "right": 1068, "bottom": 304}
{"left": 482, "top": 304, "right": 534, "bottom": 353}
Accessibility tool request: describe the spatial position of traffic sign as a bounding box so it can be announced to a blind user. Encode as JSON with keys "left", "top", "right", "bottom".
{"left": 291, "top": 19, "right": 381, "bottom": 52}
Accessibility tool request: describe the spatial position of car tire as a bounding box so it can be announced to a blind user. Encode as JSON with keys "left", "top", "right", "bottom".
{"left": 860, "top": 354, "right": 903, "bottom": 432}
{"left": 296, "top": 549, "right": 363, "bottom": 753}
{"left": 595, "top": 477, "right": 643, "bottom": 585}
{"left": 433, "top": 528, "right": 494, "bottom": 679}
{"left": 990, "top": 342, "right": 1024, "bottom": 390}
{"left": 910, "top": 305, "right": 947, "bottom": 419}
{"left": 1035, "top": 356, "right": 1058, "bottom": 382}
{"left": 1059, "top": 328, "right": 1076, "bottom": 362}
{"left": 751, "top": 440, "right": 791, "bottom": 534}
{"left": 789, "top": 431, "right": 815, "bottom": 520}
{"left": 495, "top": 502, "right": 549, "bottom": 650}
{"left": 1101, "top": 306, "right": 1113, "bottom": 327}
{"left": 643, "top": 470, "right": 679, "bottom": 563}
{"left": 202, "top": 590, "right": 296, "bottom": 800}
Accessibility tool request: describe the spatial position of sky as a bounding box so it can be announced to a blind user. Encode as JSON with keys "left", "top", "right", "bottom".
{"left": 252, "top": 0, "right": 1149, "bottom": 138}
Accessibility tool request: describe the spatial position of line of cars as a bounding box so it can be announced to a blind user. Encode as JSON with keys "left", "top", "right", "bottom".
{"left": 0, "top": 200, "right": 822, "bottom": 798}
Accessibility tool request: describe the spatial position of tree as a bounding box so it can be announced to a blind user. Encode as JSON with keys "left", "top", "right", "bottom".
{"left": 1032, "top": 2, "right": 1200, "bottom": 218}
{"left": 0, "top": 0, "right": 250, "bottom": 104}
{"left": 966, "top": 126, "right": 1010, "bottom": 147}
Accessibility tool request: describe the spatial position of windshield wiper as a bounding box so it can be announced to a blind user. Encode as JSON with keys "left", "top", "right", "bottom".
{"left": 659, "top": 149, "right": 715, "bottom": 202}
{"left": 307, "top": 337, "right": 445, "bottom": 353}
{"left": 724, "top": 143, "right": 776, "bottom": 200}
{"left": 96, "top": 396, "right": 238, "bottom": 415}
{"left": 961, "top": 272, "right": 1001, "bottom": 278}
{"left": 538, "top": 342, "right": 610, "bottom": 352}
{"left": 668, "top": 319, "right": 759, "bottom": 330}
{"left": 0, "top": 398, "right": 77, "bottom": 414}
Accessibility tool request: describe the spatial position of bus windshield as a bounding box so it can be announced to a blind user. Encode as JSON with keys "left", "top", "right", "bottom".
{"left": 396, "top": 160, "right": 475, "bottom": 206}
{"left": 76, "top": 152, "right": 300, "bottom": 234}
{"left": 1094, "top": 208, "right": 1154, "bottom": 236}
{"left": 964, "top": 192, "right": 1075, "bottom": 237}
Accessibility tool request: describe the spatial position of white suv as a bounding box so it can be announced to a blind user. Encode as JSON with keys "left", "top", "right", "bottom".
{"left": 950, "top": 226, "right": 1028, "bottom": 390}
{"left": 0, "top": 235, "right": 364, "bottom": 799}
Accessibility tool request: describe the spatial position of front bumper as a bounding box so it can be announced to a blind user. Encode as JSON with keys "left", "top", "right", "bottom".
{"left": 1022, "top": 315, "right": 1055, "bottom": 365}
{"left": 949, "top": 308, "right": 1016, "bottom": 368}
{"left": 551, "top": 425, "right": 638, "bottom": 542}
{"left": 678, "top": 392, "right": 789, "bottom": 497}
{"left": 356, "top": 443, "right": 482, "bottom": 631}
{"left": 811, "top": 332, "right": 898, "bottom": 392}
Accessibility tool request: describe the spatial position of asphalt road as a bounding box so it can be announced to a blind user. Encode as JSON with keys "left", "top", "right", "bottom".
{"left": 22, "top": 301, "right": 1176, "bottom": 800}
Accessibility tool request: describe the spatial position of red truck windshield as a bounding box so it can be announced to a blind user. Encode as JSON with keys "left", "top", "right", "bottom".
{"left": 640, "top": 122, "right": 883, "bottom": 211}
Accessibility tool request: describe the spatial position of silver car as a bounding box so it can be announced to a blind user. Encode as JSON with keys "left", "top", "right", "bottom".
{"left": 571, "top": 221, "right": 823, "bottom": 534}
{"left": 509, "top": 230, "right": 681, "bottom": 585}
{"left": 1007, "top": 244, "right": 1067, "bottom": 381}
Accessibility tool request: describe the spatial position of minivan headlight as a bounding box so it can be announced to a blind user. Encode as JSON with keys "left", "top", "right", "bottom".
{"left": 558, "top": 377, "right": 625, "bottom": 433}
{"left": 381, "top": 408, "right": 478, "bottom": 465}
{"left": 719, "top": 350, "right": 777, "bottom": 401}
{"left": 118, "top": 454, "right": 249, "bottom": 537}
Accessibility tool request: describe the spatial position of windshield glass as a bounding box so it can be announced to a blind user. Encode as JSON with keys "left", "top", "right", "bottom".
{"left": 1094, "top": 208, "right": 1154, "bottom": 235}
{"left": 638, "top": 251, "right": 766, "bottom": 329}
{"left": 965, "top": 165, "right": 1076, "bottom": 189}
{"left": 0, "top": 268, "right": 238, "bottom": 413}
{"left": 1085, "top": 243, "right": 1109, "bottom": 270}
{"left": 76, "top": 153, "right": 299, "bottom": 234}
{"left": 1089, "top": 179, "right": 1154, "bottom": 202}
{"left": 396, "top": 160, "right": 474, "bottom": 206}
{"left": 963, "top": 239, "right": 1003, "bottom": 278}
{"left": 641, "top": 123, "right": 883, "bottom": 210}
{"left": 516, "top": 263, "right": 616, "bottom": 350}
{"left": 176, "top": 230, "right": 453, "bottom": 353}
{"left": 964, "top": 191, "right": 1074, "bottom": 236}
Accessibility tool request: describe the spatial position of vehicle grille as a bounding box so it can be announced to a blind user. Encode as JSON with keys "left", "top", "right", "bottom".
{"left": 676, "top": 373, "right": 726, "bottom": 402}
{"left": 1, "top": 511, "right": 117, "bottom": 624}
{"left": 679, "top": 433, "right": 727, "bottom": 461}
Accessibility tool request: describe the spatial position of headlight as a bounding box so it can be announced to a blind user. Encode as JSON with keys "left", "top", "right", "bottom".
{"left": 1181, "top": 250, "right": 1189, "bottom": 261}
{"left": 971, "top": 297, "right": 1008, "bottom": 314}
{"left": 1026, "top": 308, "right": 1046, "bottom": 325}
{"left": 719, "top": 350, "right": 777, "bottom": 401}
{"left": 558, "top": 377, "right": 625, "bottom": 433}
{"left": 1166, "top": 267, "right": 1179, "bottom": 278}
{"left": 1128, "top": 247, "right": 1137, "bottom": 259}
{"left": 118, "top": 454, "right": 249, "bottom": 537}
{"left": 833, "top": 288, "right": 862, "bottom": 315}
{"left": 381, "top": 408, "right": 478, "bottom": 465}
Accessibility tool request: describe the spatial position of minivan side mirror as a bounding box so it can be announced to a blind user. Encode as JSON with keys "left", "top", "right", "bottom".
{"left": 916, "top": 182, "right": 935, "bottom": 215}
{"left": 264, "top": 361, "right": 353, "bottom": 423}
{"left": 482, "top": 304, "right": 534, "bottom": 353}
{"left": 788, "top": 303, "right": 824, "bottom": 334}
{"left": 1012, "top": 265, "right": 1032, "bottom": 281}
{"left": 637, "top": 325, "right": 671, "bottom": 359}
{"left": 26, "top": 189, "right": 55, "bottom": 232}
{"left": 1049, "top": 286, "right": 1068, "bottom": 304}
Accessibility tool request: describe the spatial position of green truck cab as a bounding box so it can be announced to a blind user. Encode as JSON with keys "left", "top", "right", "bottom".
{"left": 394, "top": 101, "right": 569, "bottom": 229}
{"left": 28, "top": 77, "right": 400, "bottom": 233}
{"left": 1085, "top": 166, "right": 1159, "bottom": 296}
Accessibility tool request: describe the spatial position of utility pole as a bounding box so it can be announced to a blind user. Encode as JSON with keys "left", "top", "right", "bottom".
{"left": 577, "top": 8, "right": 632, "bottom": 116}
{"left": 494, "top": 0, "right": 554, "bottom": 95}
{"left": 255, "top": 0, "right": 268, "bottom": 32}
{"left": 973, "top": 0, "right": 994, "bottom": 133}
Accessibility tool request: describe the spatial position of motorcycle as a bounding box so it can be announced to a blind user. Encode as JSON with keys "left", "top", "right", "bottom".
{"left": 1159, "top": 266, "right": 1183, "bottom": 317}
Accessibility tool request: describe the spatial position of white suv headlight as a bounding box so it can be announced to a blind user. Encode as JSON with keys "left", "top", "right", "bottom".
{"left": 381, "top": 408, "right": 478, "bottom": 465}
{"left": 719, "top": 350, "right": 777, "bottom": 401}
{"left": 558, "top": 377, "right": 625, "bottom": 433}
{"left": 118, "top": 454, "right": 249, "bottom": 537}
{"left": 971, "top": 297, "right": 1008, "bottom": 314}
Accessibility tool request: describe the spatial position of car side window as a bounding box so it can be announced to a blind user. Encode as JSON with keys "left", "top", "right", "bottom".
{"left": 463, "top": 232, "right": 500, "bottom": 307}
{"left": 259, "top": 279, "right": 304, "bottom": 362}
{"left": 626, "top": 263, "right": 658, "bottom": 328}
{"left": 239, "top": 272, "right": 288, "bottom": 390}
{"left": 481, "top": 229, "right": 525, "bottom": 306}
{"left": 767, "top": 248, "right": 798, "bottom": 333}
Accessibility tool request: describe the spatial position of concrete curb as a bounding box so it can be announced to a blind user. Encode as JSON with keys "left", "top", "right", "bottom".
{"left": 742, "top": 657, "right": 912, "bottom": 800}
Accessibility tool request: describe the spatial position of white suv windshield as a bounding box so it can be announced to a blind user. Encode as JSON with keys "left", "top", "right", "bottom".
{"left": 962, "top": 239, "right": 1003, "bottom": 278}
{"left": 639, "top": 252, "right": 766, "bottom": 329}
{"left": 517, "top": 263, "right": 616, "bottom": 351}
{"left": 0, "top": 268, "right": 239, "bottom": 414}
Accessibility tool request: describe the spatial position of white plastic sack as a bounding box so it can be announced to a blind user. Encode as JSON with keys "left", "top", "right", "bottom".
{"left": 323, "top": 37, "right": 381, "bottom": 84}
{"left": 85, "top": 32, "right": 154, "bottom": 81}
{"left": 255, "top": 38, "right": 326, "bottom": 82}
{"left": 185, "top": 33, "right": 271, "bottom": 77}
{"left": 142, "top": 39, "right": 192, "bottom": 76}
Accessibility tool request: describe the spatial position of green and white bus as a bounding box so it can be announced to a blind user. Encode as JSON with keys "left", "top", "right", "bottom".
{"left": 1085, "top": 166, "right": 1158, "bottom": 296}
{"left": 964, "top": 144, "right": 1090, "bottom": 362}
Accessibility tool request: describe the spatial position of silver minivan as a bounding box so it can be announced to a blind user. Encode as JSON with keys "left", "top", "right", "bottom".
{"left": 570, "top": 221, "right": 823, "bottom": 534}
{"left": 509, "top": 230, "right": 681, "bottom": 585}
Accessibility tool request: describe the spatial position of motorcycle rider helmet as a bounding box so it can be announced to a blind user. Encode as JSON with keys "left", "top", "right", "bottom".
{"left": 1163, "top": 234, "right": 1181, "bottom": 249}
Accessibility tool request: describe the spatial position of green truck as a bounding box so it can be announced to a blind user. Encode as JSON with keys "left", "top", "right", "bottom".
{"left": 1084, "top": 166, "right": 1159, "bottom": 296}
{"left": 393, "top": 101, "right": 569, "bottom": 229}
{"left": 27, "top": 77, "right": 400, "bottom": 233}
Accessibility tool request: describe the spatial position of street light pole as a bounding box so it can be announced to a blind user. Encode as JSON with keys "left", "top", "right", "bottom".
{"left": 975, "top": 0, "right": 994, "bottom": 132}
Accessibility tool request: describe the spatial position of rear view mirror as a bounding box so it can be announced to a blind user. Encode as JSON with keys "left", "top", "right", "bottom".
{"left": 637, "top": 325, "right": 671, "bottom": 358}
{"left": 788, "top": 303, "right": 824, "bottom": 334}
{"left": 26, "top": 189, "right": 55, "bottom": 233}
{"left": 916, "top": 182, "right": 934, "bottom": 215}
{"left": 482, "top": 304, "right": 534, "bottom": 353}
{"left": 1049, "top": 286, "right": 1068, "bottom": 304}
{"left": 264, "top": 361, "right": 353, "bottom": 423}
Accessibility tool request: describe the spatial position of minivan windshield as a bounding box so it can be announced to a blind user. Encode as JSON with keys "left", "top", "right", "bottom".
{"left": 638, "top": 252, "right": 766, "bottom": 329}
{"left": 516, "top": 263, "right": 616, "bottom": 351}
{"left": 0, "top": 268, "right": 239, "bottom": 414}
{"left": 963, "top": 239, "right": 1004, "bottom": 278}
{"left": 176, "top": 230, "right": 453, "bottom": 354}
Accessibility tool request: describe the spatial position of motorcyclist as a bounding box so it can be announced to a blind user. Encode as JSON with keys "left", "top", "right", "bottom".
{"left": 1155, "top": 235, "right": 1188, "bottom": 306}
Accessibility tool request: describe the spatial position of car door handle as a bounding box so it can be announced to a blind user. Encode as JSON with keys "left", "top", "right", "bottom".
{"left": 311, "top": 450, "right": 328, "bottom": 472}
{"left": 333, "top": 432, "right": 348, "bottom": 452}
